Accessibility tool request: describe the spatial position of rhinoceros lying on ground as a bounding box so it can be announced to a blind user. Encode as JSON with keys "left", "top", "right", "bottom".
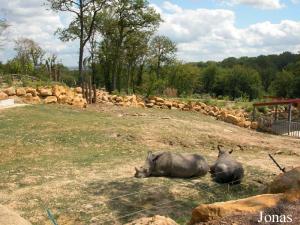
{"left": 134, "top": 151, "right": 209, "bottom": 178}
{"left": 210, "top": 145, "right": 244, "bottom": 185}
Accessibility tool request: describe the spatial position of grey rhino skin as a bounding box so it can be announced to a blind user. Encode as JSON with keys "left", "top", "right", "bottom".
{"left": 135, "top": 151, "right": 209, "bottom": 178}
{"left": 210, "top": 145, "right": 244, "bottom": 185}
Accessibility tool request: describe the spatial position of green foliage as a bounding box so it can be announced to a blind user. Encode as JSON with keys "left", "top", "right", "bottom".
{"left": 269, "top": 70, "right": 294, "bottom": 98}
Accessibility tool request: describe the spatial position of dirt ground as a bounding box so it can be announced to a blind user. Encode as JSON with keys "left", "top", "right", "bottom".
{"left": 0, "top": 104, "right": 299, "bottom": 225}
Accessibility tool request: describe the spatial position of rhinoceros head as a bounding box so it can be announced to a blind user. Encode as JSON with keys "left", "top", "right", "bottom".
{"left": 134, "top": 151, "right": 155, "bottom": 178}
{"left": 217, "top": 145, "right": 233, "bottom": 158}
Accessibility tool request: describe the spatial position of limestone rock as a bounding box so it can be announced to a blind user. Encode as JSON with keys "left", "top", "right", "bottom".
{"left": 225, "top": 114, "right": 240, "bottom": 125}
{"left": 44, "top": 96, "right": 58, "bottom": 104}
{"left": 4, "top": 87, "right": 16, "bottom": 96}
{"left": 0, "top": 204, "right": 32, "bottom": 225}
{"left": 24, "top": 94, "right": 41, "bottom": 104}
{"left": 52, "top": 85, "right": 66, "bottom": 97}
{"left": 16, "top": 88, "right": 26, "bottom": 96}
{"left": 72, "top": 96, "right": 87, "bottom": 108}
{"left": 38, "top": 88, "right": 52, "bottom": 97}
{"left": 146, "top": 103, "right": 154, "bottom": 108}
{"left": 251, "top": 122, "right": 258, "bottom": 130}
{"left": 190, "top": 194, "right": 284, "bottom": 224}
{"left": 75, "top": 87, "right": 83, "bottom": 93}
{"left": 126, "top": 215, "right": 178, "bottom": 225}
{"left": 0, "top": 92, "right": 8, "bottom": 100}
{"left": 154, "top": 97, "right": 164, "bottom": 103}
{"left": 138, "top": 102, "right": 145, "bottom": 108}
{"left": 164, "top": 101, "right": 173, "bottom": 108}
{"left": 25, "top": 87, "right": 37, "bottom": 97}
{"left": 264, "top": 167, "right": 300, "bottom": 194}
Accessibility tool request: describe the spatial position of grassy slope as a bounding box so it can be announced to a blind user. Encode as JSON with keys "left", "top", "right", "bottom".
{"left": 0, "top": 105, "right": 291, "bottom": 224}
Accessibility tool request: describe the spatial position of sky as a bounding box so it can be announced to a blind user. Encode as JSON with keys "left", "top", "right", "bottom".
{"left": 0, "top": 0, "right": 300, "bottom": 67}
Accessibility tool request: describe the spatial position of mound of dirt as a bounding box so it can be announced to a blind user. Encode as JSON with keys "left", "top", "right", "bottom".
{"left": 0, "top": 204, "right": 32, "bottom": 225}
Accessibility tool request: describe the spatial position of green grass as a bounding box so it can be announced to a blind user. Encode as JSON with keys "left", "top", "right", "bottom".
{"left": 0, "top": 105, "right": 274, "bottom": 225}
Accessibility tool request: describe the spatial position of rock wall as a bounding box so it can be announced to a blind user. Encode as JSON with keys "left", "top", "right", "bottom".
{"left": 0, "top": 85, "right": 87, "bottom": 108}
{"left": 96, "top": 90, "right": 258, "bottom": 130}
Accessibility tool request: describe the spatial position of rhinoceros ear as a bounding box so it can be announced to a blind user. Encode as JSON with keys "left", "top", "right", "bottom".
{"left": 217, "top": 145, "right": 224, "bottom": 153}
{"left": 147, "top": 151, "right": 153, "bottom": 159}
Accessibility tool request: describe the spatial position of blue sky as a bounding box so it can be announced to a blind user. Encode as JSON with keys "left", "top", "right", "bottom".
{"left": 1, "top": 0, "right": 300, "bottom": 66}
{"left": 150, "top": 0, "right": 300, "bottom": 27}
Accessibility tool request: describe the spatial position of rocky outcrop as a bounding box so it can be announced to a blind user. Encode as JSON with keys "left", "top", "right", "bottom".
{"left": 44, "top": 96, "right": 58, "bottom": 104}
{"left": 3, "top": 87, "right": 16, "bottom": 96}
{"left": 264, "top": 167, "right": 300, "bottom": 194}
{"left": 0, "top": 85, "right": 87, "bottom": 108}
{"left": 37, "top": 87, "right": 52, "bottom": 97}
{"left": 189, "top": 191, "right": 300, "bottom": 224}
{"left": 126, "top": 215, "right": 178, "bottom": 225}
{"left": 0, "top": 92, "right": 8, "bottom": 100}
{"left": 16, "top": 88, "right": 26, "bottom": 96}
{"left": 0, "top": 204, "right": 32, "bottom": 225}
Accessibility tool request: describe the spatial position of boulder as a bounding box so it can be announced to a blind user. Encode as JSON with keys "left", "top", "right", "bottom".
{"left": 0, "top": 92, "right": 8, "bottom": 100}
{"left": 16, "top": 88, "right": 26, "bottom": 96}
{"left": 264, "top": 167, "right": 300, "bottom": 194}
{"left": 44, "top": 96, "right": 58, "bottom": 104}
{"left": 190, "top": 193, "right": 285, "bottom": 224}
{"left": 72, "top": 97, "right": 87, "bottom": 108}
{"left": 52, "top": 85, "right": 66, "bottom": 97}
{"left": 24, "top": 94, "right": 41, "bottom": 104}
{"left": 251, "top": 122, "right": 258, "bottom": 130}
{"left": 116, "top": 96, "right": 123, "bottom": 103}
{"left": 25, "top": 87, "right": 37, "bottom": 97}
{"left": 138, "top": 102, "right": 145, "bottom": 108}
{"left": 126, "top": 215, "right": 178, "bottom": 225}
{"left": 0, "top": 204, "right": 32, "bottom": 225}
{"left": 4, "top": 87, "right": 16, "bottom": 96}
{"left": 75, "top": 87, "right": 83, "bottom": 94}
{"left": 225, "top": 114, "right": 240, "bottom": 125}
{"left": 146, "top": 103, "right": 154, "bottom": 108}
{"left": 154, "top": 97, "right": 164, "bottom": 103}
{"left": 38, "top": 88, "right": 52, "bottom": 97}
{"left": 243, "top": 121, "right": 251, "bottom": 128}
{"left": 102, "top": 95, "right": 109, "bottom": 102}
{"left": 164, "top": 101, "right": 173, "bottom": 108}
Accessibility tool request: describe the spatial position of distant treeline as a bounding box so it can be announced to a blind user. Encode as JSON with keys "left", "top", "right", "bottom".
{"left": 1, "top": 51, "right": 300, "bottom": 100}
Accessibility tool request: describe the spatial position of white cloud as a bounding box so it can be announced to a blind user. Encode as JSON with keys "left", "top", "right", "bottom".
{"left": 291, "top": 0, "right": 300, "bottom": 4}
{"left": 156, "top": 2, "right": 300, "bottom": 62}
{"left": 219, "top": 0, "right": 285, "bottom": 9}
{"left": 0, "top": 0, "right": 77, "bottom": 66}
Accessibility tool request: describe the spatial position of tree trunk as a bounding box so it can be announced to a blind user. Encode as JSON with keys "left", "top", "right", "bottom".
{"left": 79, "top": 42, "right": 84, "bottom": 97}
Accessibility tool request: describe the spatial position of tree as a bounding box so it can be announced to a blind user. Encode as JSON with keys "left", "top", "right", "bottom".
{"left": 0, "top": 19, "right": 8, "bottom": 47}
{"left": 97, "top": 0, "right": 161, "bottom": 91}
{"left": 269, "top": 71, "right": 294, "bottom": 98}
{"left": 13, "top": 38, "right": 44, "bottom": 74}
{"left": 149, "top": 35, "right": 177, "bottom": 79}
{"left": 47, "top": 0, "right": 108, "bottom": 90}
{"left": 14, "top": 38, "right": 45, "bottom": 67}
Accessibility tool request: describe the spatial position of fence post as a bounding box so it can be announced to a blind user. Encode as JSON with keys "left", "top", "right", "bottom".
{"left": 252, "top": 106, "right": 256, "bottom": 122}
{"left": 288, "top": 104, "right": 292, "bottom": 135}
{"left": 275, "top": 105, "right": 278, "bottom": 121}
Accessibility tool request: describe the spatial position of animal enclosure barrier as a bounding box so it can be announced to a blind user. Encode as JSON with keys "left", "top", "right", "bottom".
{"left": 253, "top": 98, "right": 300, "bottom": 138}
